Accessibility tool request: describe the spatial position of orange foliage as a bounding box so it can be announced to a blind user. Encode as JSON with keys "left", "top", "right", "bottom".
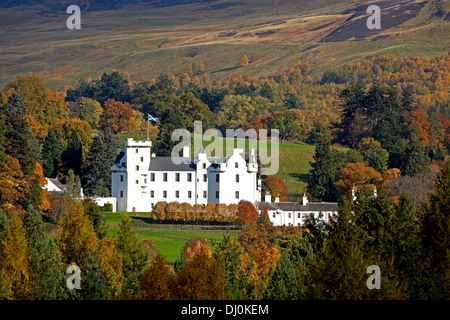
{"left": 335, "top": 162, "right": 383, "bottom": 196}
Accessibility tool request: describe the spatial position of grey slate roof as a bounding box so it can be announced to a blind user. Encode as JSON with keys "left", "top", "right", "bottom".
{"left": 257, "top": 201, "right": 338, "bottom": 212}
{"left": 47, "top": 178, "right": 65, "bottom": 191}
{"left": 148, "top": 157, "right": 197, "bottom": 171}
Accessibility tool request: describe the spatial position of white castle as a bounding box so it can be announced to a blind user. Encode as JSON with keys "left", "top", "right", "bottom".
{"left": 111, "top": 138, "right": 262, "bottom": 212}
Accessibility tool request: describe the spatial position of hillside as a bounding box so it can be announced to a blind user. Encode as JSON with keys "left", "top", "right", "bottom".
{"left": 0, "top": 0, "right": 449, "bottom": 89}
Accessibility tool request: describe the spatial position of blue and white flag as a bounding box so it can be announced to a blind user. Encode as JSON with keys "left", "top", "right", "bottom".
{"left": 148, "top": 114, "right": 158, "bottom": 122}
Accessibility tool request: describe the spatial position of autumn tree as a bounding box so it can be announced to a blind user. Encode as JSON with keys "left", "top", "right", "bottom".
{"left": 334, "top": 162, "right": 383, "bottom": 197}
{"left": 171, "top": 239, "right": 226, "bottom": 300}
{"left": 98, "top": 99, "right": 140, "bottom": 134}
{"left": 57, "top": 202, "right": 98, "bottom": 266}
{"left": 68, "top": 97, "right": 103, "bottom": 129}
{"left": 139, "top": 253, "right": 172, "bottom": 300}
{"left": 4, "top": 74, "right": 69, "bottom": 140}
{"left": 239, "top": 55, "right": 249, "bottom": 66}
{"left": 236, "top": 200, "right": 258, "bottom": 225}
{"left": 264, "top": 176, "right": 288, "bottom": 202}
{"left": 0, "top": 210, "right": 30, "bottom": 299}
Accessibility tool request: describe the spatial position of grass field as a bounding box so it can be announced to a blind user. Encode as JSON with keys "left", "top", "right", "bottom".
{"left": 0, "top": 0, "right": 448, "bottom": 89}
{"left": 105, "top": 212, "right": 239, "bottom": 262}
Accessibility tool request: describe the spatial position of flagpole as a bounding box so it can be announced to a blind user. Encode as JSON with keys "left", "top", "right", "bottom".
{"left": 147, "top": 115, "right": 149, "bottom": 141}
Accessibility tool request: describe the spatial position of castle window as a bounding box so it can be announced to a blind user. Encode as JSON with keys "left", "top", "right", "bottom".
{"left": 140, "top": 157, "right": 143, "bottom": 162}
{"left": 203, "top": 191, "right": 207, "bottom": 198}
{"left": 176, "top": 191, "right": 179, "bottom": 198}
{"left": 151, "top": 191, "right": 154, "bottom": 198}
{"left": 120, "top": 175, "right": 124, "bottom": 182}
{"left": 163, "top": 191, "right": 167, "bottom": 198}
{"left": 136, "top": 165, "right": 139, "bottom": 171}
{"left": 187, "top": 173, "right": 192, "bottom": 182}
{"left": 188, "top": 191, "right": 192, "bottom": 198}
{"left": 235, "top": 191, "right": 239, "bottom": 199}
{"left": 136, "top": 180, "right": 139, "bottom": 184}
{"left": 120, "top": 191, "right": 124, "bottom": 198}
{"left": 216, "top": 191, "right": 219, "bottom": 198}
{"left": 203, "top": 174, "right": 207, "bottom": 182}
{"left": 273, "top": 213, "right": 276, "bottom": 218}
{"left": 163, "top": 173, "right": 167, "bottom": 182}
{"left": 288, "top": 212, "right": 291, "bottom": 218}
{"left": 235, "top": 162, "right": 238, "bottom": 168}
{"left": 235, "top": 174, "right": 239, "bottom": 183}
{"left": 216, "top": 174, "right": 219, "bottom": 182}
{"left": 144, "top": 178, "right": 147, "bottom": 184}
{"left": 136, "top": 149, "right": 138, "bottom": 153}
{"left": 175, "top": 173, "right": 180, "bottom": 182}
{"left": 203, "top": 163, "right": 206, "bottom": 169}
{"left": 151, "top": 173, "right": 155, "bottom": 181}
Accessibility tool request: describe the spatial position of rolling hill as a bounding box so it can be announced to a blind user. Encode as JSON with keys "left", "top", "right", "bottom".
{"left": 0, "top": 0, "right": 449, "bottom": 89}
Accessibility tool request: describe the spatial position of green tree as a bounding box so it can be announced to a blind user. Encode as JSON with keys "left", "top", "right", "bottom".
{"left": 23, "top": 205, "right": 67, "bottom": 299}
{"left": 265, "top": 252, "right": 298, "bottom": 300}
{"left": 403, "top": 133, "right": 430, "bottom": 176}
{"left": 357, "top": 137, "right": 389, "bottom": 173}
{"left": 62, "top": 129, "right": 83, "bottom": 177}
{"left": 4, "top": 92, "right": 40, "bottom": 175}
{"left": 308, "top": 132, "right": 338, "bottom": 202}
{"left": 116, "top": 214, "right": 148, "bottom": 295}
{"left": 83, "top": 128, "right": 118, "bottom": 196}
{"left": 82, "top": 198, "right": 107, "bottom": 239}
{"left": 42, "top": 130, "right": 62, "bottom": 178}
{"left": 420, "top": 160, "right": 450, "bottom": 299}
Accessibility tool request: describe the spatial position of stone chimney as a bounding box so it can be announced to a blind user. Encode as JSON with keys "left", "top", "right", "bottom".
{"left": 265, "top": 194, "right": 271, "bottom": 203}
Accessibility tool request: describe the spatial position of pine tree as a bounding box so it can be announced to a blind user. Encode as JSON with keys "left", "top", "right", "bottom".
{"left": 265, "top": 253, "right": 298, "bottom": 300}
{"left": 420, "top": 160, "right": 450, "bottom": 299}
{"left": 42, "top": 130, "right": 62, "bottom": 178}
{"left": 116, "top": 214, "right": 148, "bottom": 295}
{"left": 308, "top": 132, "right": 337, "bottom": 201}
{"left": 83, "top": 128, "right": 118, "bottom": 196}
{"left": 4, "top": 92, "right": 40, "bottom": 175}
{"left": 79, "top": 250, "right": 112, "bottom": 300}
{"left": 23, "top": 206, "right": 67, "bottom": 299}
{"left": 152, "top": 103, "right": 184, "bottom": 157}
{"left": 62, "top": 129, "right": 83, "bottom": 177}
{"left": 403, "top": 133, "right": 430, "bottom": 176}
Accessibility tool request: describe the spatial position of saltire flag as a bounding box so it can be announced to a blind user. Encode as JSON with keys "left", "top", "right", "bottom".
{"left": 148, "top": 114, "right": 158, "bottom": 122}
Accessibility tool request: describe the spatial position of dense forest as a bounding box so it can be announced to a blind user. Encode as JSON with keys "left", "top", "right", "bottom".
{"left": 0, "top": 53, "right": 448, "bottom": 300}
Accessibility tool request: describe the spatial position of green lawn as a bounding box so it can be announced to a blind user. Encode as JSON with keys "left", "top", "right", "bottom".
{"left": 105, "top": 212, "right": 239, "bottom": 263}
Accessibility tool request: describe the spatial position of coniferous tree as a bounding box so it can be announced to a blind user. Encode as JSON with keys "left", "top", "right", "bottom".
{"left": 62, "top": 129, "right": 83, "bottom": 177}
{"left": 83, "top": 128, "right": 118, "bottom": 196}
{"left": 23, "top": 206, "right": 67, "bottom": 300}
{"left": 403, "top": 133, "right": 430, "bottom": 176}
{"left": 308, "top": 132, "right": 337, "bottom": 202}
{"left": 116, "top": 214, "right": 148, "bottom": 295}
{"left": 420, "top": 160, "right": 450, "bottom": 299}
{"left": 4, "top": 92, "right": 40, "bottom": 175}
{"left": 152, "top": 103, "right": 185, "bottom": 157}
{"left": 265, "top": 252, "right": 298, "bottom": 300}
{"left": 42, "top": 130, "right": 62, "bottom": 178}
